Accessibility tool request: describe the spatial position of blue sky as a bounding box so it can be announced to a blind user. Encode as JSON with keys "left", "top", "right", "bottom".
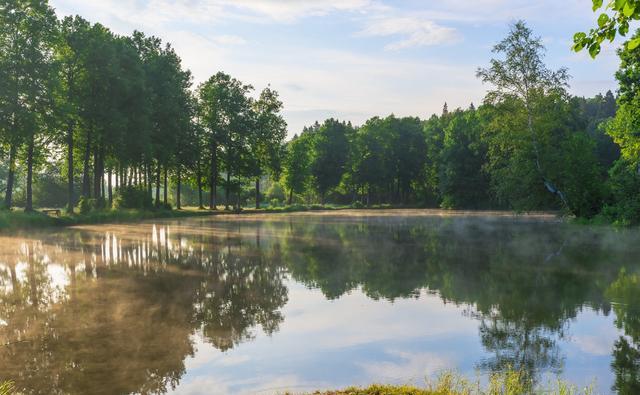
{"left": 50, "top": 0, "right": 628, "bottom": 137}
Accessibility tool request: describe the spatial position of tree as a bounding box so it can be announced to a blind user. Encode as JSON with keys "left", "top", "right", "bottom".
{"left": 439, "top": 107, "right": 491, "bottom": 209}
{"left": 602, "top": 33, "right": 640, "bottom": 224}
{"left": 573, "top": 0, "right": 640, "bottom": 58}
{"left": 283, "top": 134, "right": 311, "bottom": 205}
{"left": 477, "top": 21, "right": 572, "bottom": 211}
{"left": 309, "top": 119, "right": 353, "bottom": 204}
{"left": 197, "top": 72, "right": 253, "bottom": 210}
{"left": 55, "top": 16, "right": 91, "bottom": 213}
{"left": 350, "top": 117, "right": 390, "bottom": 206}
{"left": 251, "top": 86, "right": 287, "bottom": 209}
{"left": 0, "top": 0, "right": 58, "bottom": 211}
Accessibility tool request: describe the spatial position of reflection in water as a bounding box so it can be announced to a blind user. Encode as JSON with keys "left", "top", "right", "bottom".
{"left": 0, "top": 211, "right": 638, "bottom": 394}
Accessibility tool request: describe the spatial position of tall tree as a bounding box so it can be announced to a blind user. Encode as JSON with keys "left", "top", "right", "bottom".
{"left": 198, "top": 72, "right": 253, "bottom": 210}
{"left": 251, "top": 86, "right": 287, "bottom": 209}
{"left": 283, "top": 134, "right": 311, "bottom": 205}
{"left": 477, "top": 21, "right": 571, "bottom": 210}
{"left": 309, "top": 119, "right": 353, "bottom": 204}
{"left": 0, "top": 0, "right": 57, "bottom": 211}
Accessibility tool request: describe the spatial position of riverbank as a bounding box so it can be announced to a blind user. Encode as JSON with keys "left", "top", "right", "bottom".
{"left": 0, "top": 205, "right": 565, "bottom": 231}
{"left": 299, "top": 370, "right": 593, "bottom": 395}
{"left": 0, "top": 207, "right": 218, "bottom": 231}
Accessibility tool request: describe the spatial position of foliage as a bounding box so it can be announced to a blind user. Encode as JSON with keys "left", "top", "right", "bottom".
{"left": 266, "top": 182, "right": 286, "bottom": 203}
{"left": 303, "top": 369, "right": 592, "bottom": 395}
{"left": 283, "top": 134, "right": 312, "bottom": 204}
{"left": 0, "top": 381, "right": 14, "bottom": 395}
{"left": 78, "top": 196, "right": 101, "bottom": 214}
{"left": 113, "top": 186, "right": 153, "bottom": 209}
{"left": 601, "top": 33, "right": 640, "bottom": 224}
{"left": 574, "top": 0, "right": 640, "bottom": 58}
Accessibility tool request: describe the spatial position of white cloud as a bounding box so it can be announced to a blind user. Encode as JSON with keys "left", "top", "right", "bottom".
{"left": 358, "top": 350, "right": 453, "bottom": 383}
{"left": 212, "top": 34, "right": 247, "bottom": 46}
{"left": 219, "top": 0, "right": 383, "bottom": 22}
{"left": 359, "top": 16, "right": 461, "bottom": 50}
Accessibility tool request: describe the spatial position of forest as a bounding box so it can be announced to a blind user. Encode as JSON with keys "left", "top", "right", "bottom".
{"left": 2, "top": 0, "right": 640, "bottom": 224}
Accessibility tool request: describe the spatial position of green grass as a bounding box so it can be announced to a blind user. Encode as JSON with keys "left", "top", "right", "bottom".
{"left": 0, "top": 381, "right": 14, "bottom": 395}
{"left": 295, "top": 370, "right": 594, "bottom": 395}
{"left": 0, "top": 207, "right": 218, "bottom": 231}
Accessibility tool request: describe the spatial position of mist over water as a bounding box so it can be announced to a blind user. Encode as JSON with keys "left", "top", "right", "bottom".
{"left": 0, "top": 210, "right": 638, "bottom": 394}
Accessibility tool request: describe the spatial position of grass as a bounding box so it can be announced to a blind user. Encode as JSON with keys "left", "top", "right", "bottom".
{"left": 295, "top": 370, "right": 594, "bottom": 395}
{"left": 0, "top": 207, "right": 218, "bottom": 231}
{"left": 0, "top": 382, "right": 13, "bottom": 395}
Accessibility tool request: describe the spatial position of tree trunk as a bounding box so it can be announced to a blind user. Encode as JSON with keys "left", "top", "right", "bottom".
{"left": 255, "top": 178, "right": 260, "bottom": 209}
{"left": 176, "top": 166, "right": 182, "bottom": 210}
{"left": 67, "top": 121, "right": 74, "bottom": 213}
{"left": 288, "top": 189, "right": 293, "bottom": 205}
{"left": 82, "top": 129, "right": 92, "bottom": 198}
{"left": 197, "top": 160, "right": 203, "bottom": 209}
{"left": 163, "top": 166, "right": 168, "bottom": 206}
{"left": 4, "top": 143, "right": 17, "bottom": 209}
{"left": 155, "top": 164, "right": 161, "bottom": 208}
{"left": 225, "top": 171, "right": 231, "bottom": 210}
{"left": 146, "top": 164, "right": 152, "bottom": 203}
{"left": 25, "top": 137, "right": 35, "bottom": 212}
{"left": 93, "top": 145, "right": 100, "bottom": 200}
{"left": 108, "top": 168, "right": 113, "bottom": 207}
{"left": 210, "top": 143, "right": 217, "bottom": 210}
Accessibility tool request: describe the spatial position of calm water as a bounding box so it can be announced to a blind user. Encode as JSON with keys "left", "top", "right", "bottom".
{"left": 1, "top": 210, "right": 639, "bottom": 395}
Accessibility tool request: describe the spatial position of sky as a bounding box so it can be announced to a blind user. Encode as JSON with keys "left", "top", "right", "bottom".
{"left": 49, "top": 0, "right": 627, "bottom": 137}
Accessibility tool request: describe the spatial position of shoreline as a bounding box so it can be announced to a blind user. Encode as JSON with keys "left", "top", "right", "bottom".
{"left": 0, "top": 206, "right": 568, "bottom": 231}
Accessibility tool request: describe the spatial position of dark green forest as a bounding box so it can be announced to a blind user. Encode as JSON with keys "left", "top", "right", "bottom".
{"left": 2, "top": 1, "right": 640, "bottom": 224}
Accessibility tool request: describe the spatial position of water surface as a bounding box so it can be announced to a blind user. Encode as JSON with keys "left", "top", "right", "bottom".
{"left": 0, "top": 210, "right": 639, "bottom": 394}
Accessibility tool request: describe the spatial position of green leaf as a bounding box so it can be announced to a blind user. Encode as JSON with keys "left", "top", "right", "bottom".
{"left": 628, "top": 37, "right": 640, "bottom": 50}
{"left": 573, "top": 32, "right": 587, "bottom": 42}
{"left": 589, "top": 43, "right": 601, "bottom": 58}
{"left": 593, "top": 0, "right": 604, "bottom": 11}
{"left": 615, "top": 0, "right": 627, "bottom": 11}
{"left": 619, "top": 22, "right": 630, "bottom": 36}
{"left": 598, "top": 13, "right": 610, "bottom": 27}
{"left": 623, "top": 2, "right": 636, "bottom": 16}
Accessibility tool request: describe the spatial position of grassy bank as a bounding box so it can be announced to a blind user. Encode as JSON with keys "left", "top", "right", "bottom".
{"left": 300, "top": 370, "right": 593, "bottom": 395}
{"left": 0, "top": 208, "right": 218, "bottom": 231}
{"left": 0, "top": 203, "right": 391, "bottom": 230}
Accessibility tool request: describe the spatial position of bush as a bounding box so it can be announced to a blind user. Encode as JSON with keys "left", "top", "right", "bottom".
{"left": 351, "top": 201, "right": 364, "bottom": 209}
{"left": 78, "top": 196, "right": 98, "bottom": 214}
{"left": 602, "top": 160, "right": 640, "bottom": 225}
{"left": 113, "top": 187, "right": 153, "bottom": 210}
{"left": 269, "top": 198, "right": 282, "bottom": 208}
{"left": 266, "top": 182, "right": 286, "bottom": 204}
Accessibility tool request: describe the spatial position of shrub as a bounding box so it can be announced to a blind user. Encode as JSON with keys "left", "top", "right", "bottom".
{"left": 113, "top": 187, "right": 153, "bottom": 210}
{"left": 351, "top": 201, "right": 364, "bottom": 209}
{"left": 602, "top": 160, "right": 640, "bottom": 225}
{"left": 266, "top": 182, "right": 286, "bottom": 203}
{"left": 269, "top": 198, "right": 282, "bottom": 208}
{"left": 78, "top": 196, "right": 98, "bottom": 214}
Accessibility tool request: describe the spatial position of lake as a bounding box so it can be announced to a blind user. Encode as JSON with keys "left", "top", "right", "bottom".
{"left": 0, "top": 210, "right": 639, "bottom": 394}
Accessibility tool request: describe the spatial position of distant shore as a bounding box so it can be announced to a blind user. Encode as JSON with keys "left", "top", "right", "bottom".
{"left": 0, "top": 205, "right": 569, "bottom": 232}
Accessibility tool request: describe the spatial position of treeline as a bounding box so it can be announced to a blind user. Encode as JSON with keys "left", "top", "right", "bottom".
{"left": 277, "top": 22, "right": 640, "bottom": 224}
{"left": 3, "top": 2, "right": 640, "bottom": 225}
{"left": 280, "top": 94, "right": 616, "bottom": 213}
{"left": 0, "top": 0, "right": 286, "bottom": 213}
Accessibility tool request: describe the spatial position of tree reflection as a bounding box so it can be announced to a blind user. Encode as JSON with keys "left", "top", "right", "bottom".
{"left": 0, "top": 215, "right": 638, "bottom": 394}
{"left": 277, "top": 216, "right": 637, "bottom": 385}
{"left": 0, "top": 222, "right": 288, "bottom": 394}
{"left": 607, "top": 269, "right": 640, "bottom": 394}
